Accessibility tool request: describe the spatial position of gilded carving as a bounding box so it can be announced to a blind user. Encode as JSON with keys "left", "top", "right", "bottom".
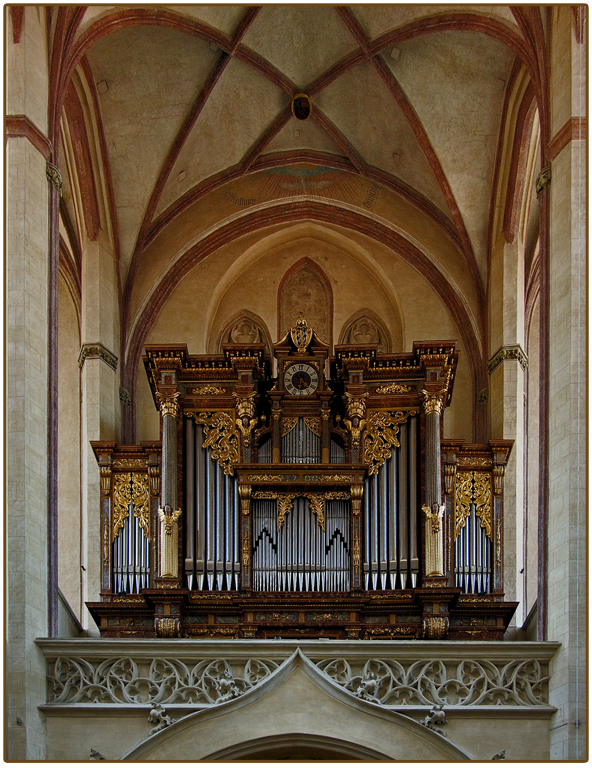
{"left": 422, "top": 389, "right": 445, "bottom": 416}
{"left": 344, "top": 392, "right": 368, "bottom": 448}
{"left": 157, "top": 391, "right": 180, "bottom": 419}
{"left": 422, "top": 616, "right": 447, "bottom": 639}
{"left": 304, "top": 416, "right": 321, "bottom": 436}
{"left": 191, "top": 411, "right": 239, "bottom": 475}
{"left": 112, "top": 472, "right": 150, "bottom": 541}
{"left": 473, "top": 471, "right": 492, "bottom": 539}
{"left": 242, "top": 531, "right": 250, "bottom": 568}
{"left": 457, "top": 457, "right": 491, "bottom": 467}
{"left": 352, "top": 532, "right": 361, "bottom": 568}
{"left": 252, "top": 491, "right": 350, "bottom": 532}
{"left": 234, "top": 392, "right": 257, "bottom": 446}
{"left": 238, "top": 484, "right": 252, "bottom": 516}
{"left": 158, "top": 505, "right": 181, "bottom": 578}
{"left": 493, "top": 465, "right": 506, "bottom": 495}
{"left": 99, "top": 465, "right": 112, "bottom": 495}
{"left": 290, "top": 315, "right": 314, "bottom": 352}
{"left": 423, "top": 503, "right": 445, "bottom": 576}
{"left": 363, "top": 410, "right": 417, "bottom": 475}
{"left": 444, "top": 464, "right": 456, "bottom": 495}
{"left": 496, "top": 517, "right": 502, "bottom": 569}
{"left": 281, "top": 416, "right": 298, "bottom": 437}
{"left": 192, "top": 385, "right": 226, "bottom": 395}
{"left": 454, "top": 470, "right": 492, "bottom": 540}
{"left": 303, "top": 474, "right": 354, "bottom": 482}
{"left": 376, "top": 382, "right": 413, "bottom": 394}
{"left": 113, "top": 458, "right": 145, "bottom": 468}
{"left": 155, "top": 617, "right": 180, "bottom": 638}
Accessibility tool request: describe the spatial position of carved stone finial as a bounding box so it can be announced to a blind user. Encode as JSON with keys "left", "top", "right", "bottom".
{"left": 422, "top": 704, "right": 447, "bottom": 735}
{"left": 147, "top": 703, "right": 176, "bottom": 735}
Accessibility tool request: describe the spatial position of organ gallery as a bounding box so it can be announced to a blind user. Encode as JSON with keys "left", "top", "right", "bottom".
{"left": 89, "top": 317, "right": 515, "bottom": 639}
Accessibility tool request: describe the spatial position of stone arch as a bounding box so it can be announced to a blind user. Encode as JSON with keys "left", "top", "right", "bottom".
{"left": 277, "top": 257, "right": 333, "bottom": 346}
{"left": 212, "top": 309, "right": 273, "bottom": 354}
{"left": 121, "top": 650, "right": 472, "bottom": 762}
{"left": 339, "top": 308, "right": 394, "bottom": 353}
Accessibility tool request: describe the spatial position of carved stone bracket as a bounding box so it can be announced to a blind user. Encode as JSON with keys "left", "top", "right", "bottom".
{"left": 487, "top": 344, "right": 528, "bottom": 375}
{"left": 46, "top": 161, "right": 63, "bottom": 196}
{"left": 78, "top": 342, "right": 118, "bottom": 371}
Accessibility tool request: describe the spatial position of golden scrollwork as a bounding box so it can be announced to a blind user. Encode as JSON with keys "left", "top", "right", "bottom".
{"left": 304, "top": 416, "right": 321, "bottom": 436}
{"left": 363, "top": 410, "right": 417, "bottom": 475}
{"left": 422, "top": 389, "right": 446, "bottom": 416}
{"left": 457, "top": 457, "right": 491, "bottom": 467}
{"left": 192, "top": 385, "right": 226, "bottom": 395}
{"left": 252, "top": 491, "right": 350, "bottom": 532}
{"left": 191, "top": 411, "right": 239, "bottom": 475}
{"left": 376, "top": 382, "right": 413, "bottom": 394}
{"left": 454, "top": 470, "right": 492, "bottom": 540}
{"left": 103, "top": 521, "right": 110, "bottom": 566}
{"left": 157, "top": 391, "right": 180, "bottom": 418}
{"left": 281, "top": 416, "right": 298, "bottom": 437}
{"left": 112, "top": 472, "right": 150, "bottom": 541}
{"left": 113, "top": 458, "right": 146, "bottom": 469}
{"left": 496, "top": 517, "right": 502, "bottom": 568}
{"left": 473, "top": 471, "right": 492, "bottom": 539}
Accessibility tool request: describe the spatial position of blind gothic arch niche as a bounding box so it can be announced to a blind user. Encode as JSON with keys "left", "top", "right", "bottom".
{"left": 278, "top": 257, "right": 332, "bottom": 347}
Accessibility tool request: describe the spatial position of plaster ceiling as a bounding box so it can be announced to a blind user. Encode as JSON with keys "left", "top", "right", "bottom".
{"left": 72, "top": 4, "right": 525, "bottom": 304}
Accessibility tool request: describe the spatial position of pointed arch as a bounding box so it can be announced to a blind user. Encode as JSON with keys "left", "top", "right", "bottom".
{"left": 277, "top": 257, "right": 333, "bottom": 346}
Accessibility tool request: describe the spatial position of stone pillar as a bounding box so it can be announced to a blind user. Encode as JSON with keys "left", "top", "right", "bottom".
{"left": 422, "top": 390, "right": 445, "bottom": 578}
{"left": 157, "top": 392, "right": 181, "bottom": 582}
{"left": 6, "top": 7, "right": 51, "bottom": 759}
{"left": 546, "top": 8, "right": 586, "bottom": 759}
{"left": 488, "top": 238, "right": 526, "bottom": 625}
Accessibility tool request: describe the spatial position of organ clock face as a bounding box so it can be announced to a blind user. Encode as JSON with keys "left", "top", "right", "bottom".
{"left": 284, "top": 363, "right": 319, "bottom": 396}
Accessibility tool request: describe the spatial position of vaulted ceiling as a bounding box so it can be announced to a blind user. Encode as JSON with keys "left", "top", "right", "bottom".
{"left": 56, "top": 4, "right": 544, "bottom": 416}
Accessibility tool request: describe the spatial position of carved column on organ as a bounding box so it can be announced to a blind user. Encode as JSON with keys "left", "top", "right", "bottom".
{"left": 156, "top": 389, "right": 181, "bottom": 582}
{"left": 422, "top": 388, "right": 446, "bottom": 578}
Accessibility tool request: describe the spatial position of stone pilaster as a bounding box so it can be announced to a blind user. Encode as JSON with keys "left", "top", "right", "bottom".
{"left": 6, "top": 6, "right": 50, "bottom": 759}
{"left": 546, "top": 7, "right": 586, "bottom": 758}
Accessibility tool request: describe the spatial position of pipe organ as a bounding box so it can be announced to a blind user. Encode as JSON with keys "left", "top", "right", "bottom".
{"left": 89, "top": 318, "right": 516, "bottom": 640}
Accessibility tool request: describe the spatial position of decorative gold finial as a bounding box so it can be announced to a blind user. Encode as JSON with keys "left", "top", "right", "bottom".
{"left": 291, "top": 314, "right": 313, "bottom": 352}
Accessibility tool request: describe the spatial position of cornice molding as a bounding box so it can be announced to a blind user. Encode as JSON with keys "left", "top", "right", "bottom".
{"left": 6, "top": 114, "right": 52, "bottom": 160}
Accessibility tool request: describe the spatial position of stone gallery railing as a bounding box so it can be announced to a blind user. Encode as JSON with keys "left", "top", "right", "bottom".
{"left": 40, "top": 639, "right": 558, "bottom": 711}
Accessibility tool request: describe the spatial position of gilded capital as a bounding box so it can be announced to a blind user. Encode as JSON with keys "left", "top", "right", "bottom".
{"left": 422, "top": 389, "right": 445, "bottom": 416}
{"left": 157, "top": 391, "right": 180, "bottom": 419}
